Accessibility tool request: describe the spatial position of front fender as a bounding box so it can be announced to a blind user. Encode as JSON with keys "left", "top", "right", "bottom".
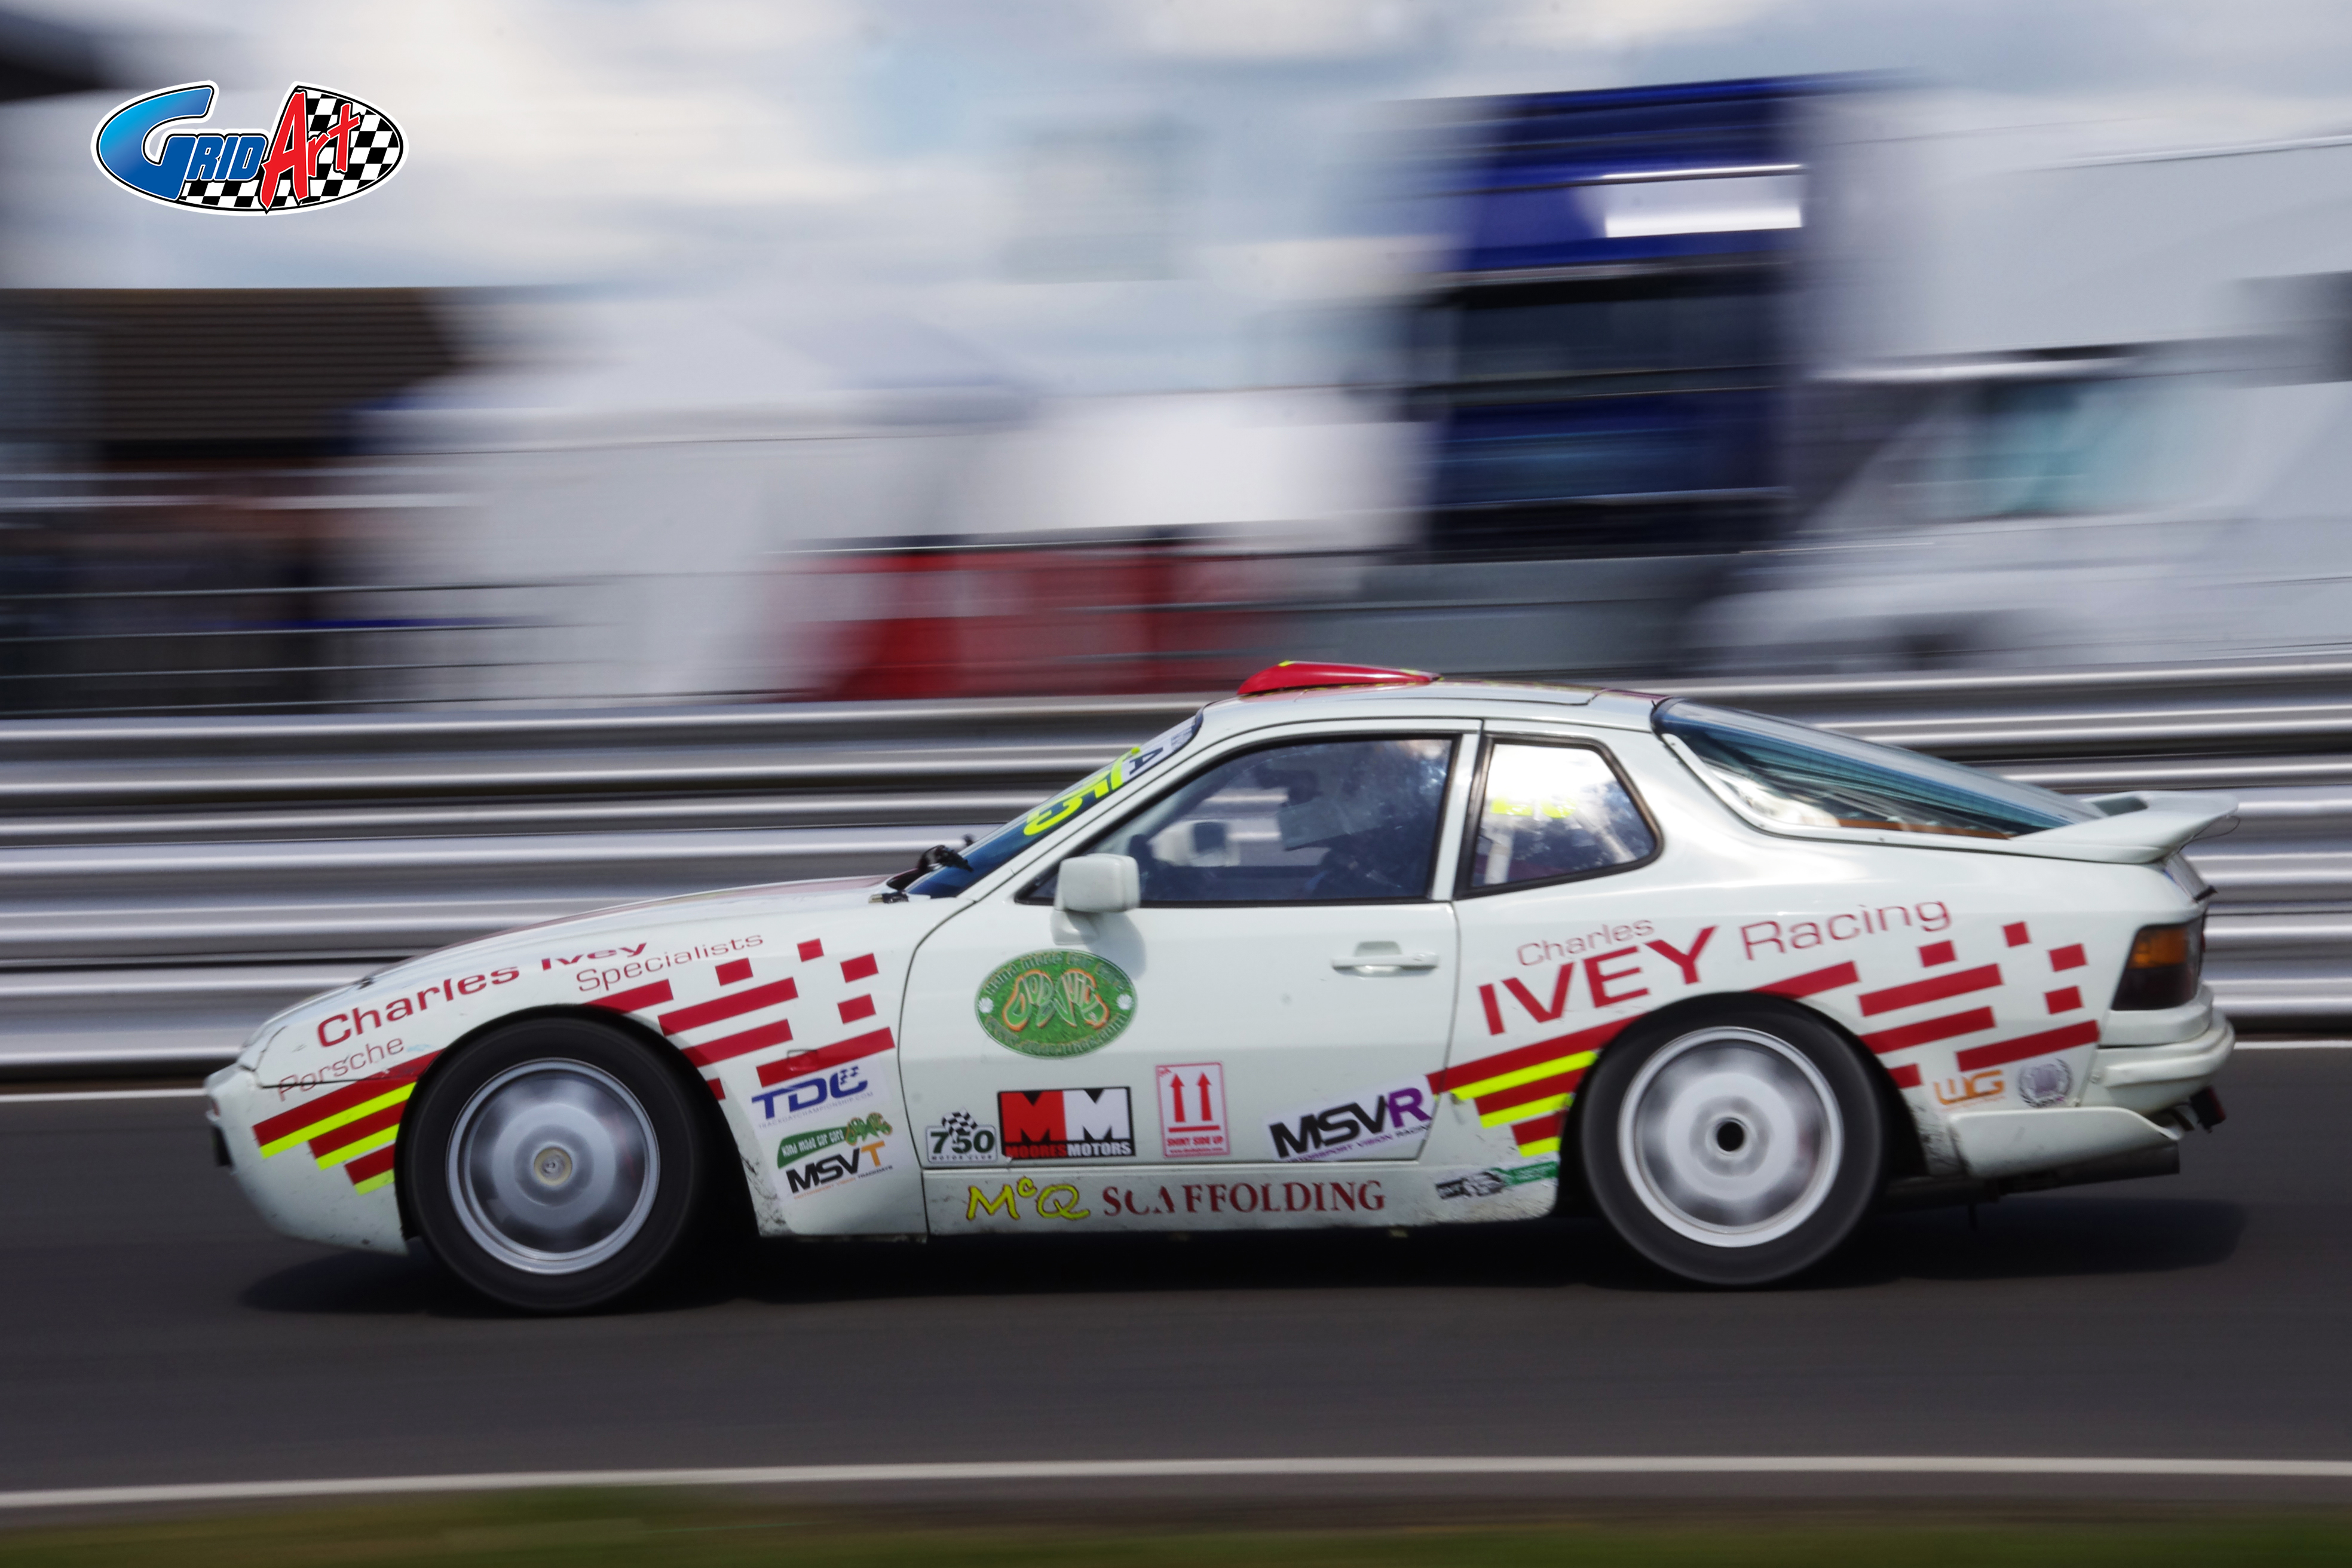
{"left": 223, "top": 890, "right": 953, "bottom": 1251}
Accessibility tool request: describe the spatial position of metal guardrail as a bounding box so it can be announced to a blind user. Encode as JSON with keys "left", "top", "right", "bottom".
{"left": 2, "top": 659, "right": 2347, "bottom": 1072}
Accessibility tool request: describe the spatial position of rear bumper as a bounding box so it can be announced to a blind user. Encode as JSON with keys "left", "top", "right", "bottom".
{"left": 1946, "top": 1102, "right": 2182, "bottom": 1181}
{"left": 1938, "top": 1014, "right": 2231, "bottom": 1184}
{"left": 2081, "top": 1013, "right": 2234, "bottom": 1115}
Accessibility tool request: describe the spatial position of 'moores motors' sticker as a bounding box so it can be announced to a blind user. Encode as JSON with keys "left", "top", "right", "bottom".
{"left": 976, "top": 950, "right": 1135, "bottom": 1057}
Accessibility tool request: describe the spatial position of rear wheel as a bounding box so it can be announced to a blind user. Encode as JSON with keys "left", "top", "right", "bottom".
{"left": 405, "top": 1016, "right": 708, "bottom": 1312}
{"left": 1579, "top": 1004, "right": 1882, "bottom": 1286}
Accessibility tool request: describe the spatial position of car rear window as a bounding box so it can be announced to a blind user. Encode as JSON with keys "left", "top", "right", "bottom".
{"left": 1468, "top": 742, "right": 1656, "bottom": 890}
{"left": 1654, "top": 700, "right": 2094, "bottom": 840}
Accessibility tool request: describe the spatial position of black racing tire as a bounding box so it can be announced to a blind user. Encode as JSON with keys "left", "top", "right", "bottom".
{"left": 404, "top": 1016, "right": 709, "bottom": 1312}
{"left": 1578, "top": 1001, "right": 1883, "bottom": 1287}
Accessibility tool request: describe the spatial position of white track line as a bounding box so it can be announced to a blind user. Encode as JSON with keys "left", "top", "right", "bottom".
{"left": 0, "top": 1088, "right": 205, "bottom": 1104}
{"left": 8, "top": 1457, "right": 2352, "bottom": 1511}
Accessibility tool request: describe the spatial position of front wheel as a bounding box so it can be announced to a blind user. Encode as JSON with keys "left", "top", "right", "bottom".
{"left": 404, "top": 1017, "right": 710, "bottom": 1312}
{"left": 1578, "top": 1004, "right": 1883, "bottom": 1286}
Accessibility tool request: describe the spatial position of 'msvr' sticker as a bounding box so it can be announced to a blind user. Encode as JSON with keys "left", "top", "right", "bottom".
{"left": 1266, "top": 1080, "right": 1433, "bottom": 1162}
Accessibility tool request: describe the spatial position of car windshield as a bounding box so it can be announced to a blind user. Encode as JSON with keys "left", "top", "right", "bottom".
{"left": 1654, "top": 700, "right": 2094, "bottom": 840}
{"left": 909, "top": 711, "right": 1205, "bottom": 897}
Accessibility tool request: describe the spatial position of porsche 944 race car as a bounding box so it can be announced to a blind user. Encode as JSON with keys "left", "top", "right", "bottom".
{"left": 206, "top": 663, "right": 2234, "bottom": 1308}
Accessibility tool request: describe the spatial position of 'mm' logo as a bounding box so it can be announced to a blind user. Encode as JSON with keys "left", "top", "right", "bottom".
{"left": 94, "top": 83, "right": 402, "bottom": 213}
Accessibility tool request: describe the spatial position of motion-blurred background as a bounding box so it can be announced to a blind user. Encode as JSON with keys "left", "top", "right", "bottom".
{"left": 6, "top": 0, "right": 2352, "bottom": 1068}
{"left": 20, "top": 0, "right": 2352, "bottom": 706}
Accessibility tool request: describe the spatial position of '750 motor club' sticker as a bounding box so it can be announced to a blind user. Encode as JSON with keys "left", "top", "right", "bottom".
{"left": 975, "top": 950, "right": 1135, "bottom": 1057}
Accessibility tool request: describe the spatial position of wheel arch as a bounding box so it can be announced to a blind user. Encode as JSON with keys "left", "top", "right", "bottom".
{"left": 391, "top": 1003, "right": 754, "bottom": 1247}
{"left": 1551, "top": 990, "right": 1928, "bottom": 1215}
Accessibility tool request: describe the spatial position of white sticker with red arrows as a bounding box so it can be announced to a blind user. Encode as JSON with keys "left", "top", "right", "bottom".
{"left": 1155, "top": 1061, "right": 1228, "bottom": 1159}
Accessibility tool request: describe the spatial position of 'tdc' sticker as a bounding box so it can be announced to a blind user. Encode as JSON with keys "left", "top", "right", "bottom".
{"left": 749, "top": 1061, "right": 872, "bottom": 1126}
{"left": 1156, "top": 1062, "right": 1227, "bottom": 1158}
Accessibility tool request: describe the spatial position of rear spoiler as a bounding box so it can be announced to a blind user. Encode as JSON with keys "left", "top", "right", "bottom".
{"left": 2005, "top": 791, "right": 2237, "bottom": 865}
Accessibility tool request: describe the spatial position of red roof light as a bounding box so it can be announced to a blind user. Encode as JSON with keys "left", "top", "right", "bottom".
{"left": 1236, "top": 661, "right": 1438, "bottom": 697}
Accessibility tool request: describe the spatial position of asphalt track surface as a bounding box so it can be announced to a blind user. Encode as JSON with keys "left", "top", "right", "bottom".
{"left": 0, "top": 1048, "right": 2346, "bottom": 1501}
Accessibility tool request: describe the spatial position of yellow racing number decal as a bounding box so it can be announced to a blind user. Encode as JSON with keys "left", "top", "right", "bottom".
{"left": 1023, "top": 752, "right": 1135, "bottom": 836}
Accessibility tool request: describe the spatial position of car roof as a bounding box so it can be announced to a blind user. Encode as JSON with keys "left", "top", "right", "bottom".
{"left": 1191, "top": 678, "right": 1665, "bottom": 746}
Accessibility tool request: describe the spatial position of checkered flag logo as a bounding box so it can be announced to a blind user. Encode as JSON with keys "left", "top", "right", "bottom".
{"left": 938, "top": 1110, "right": 979, "bottom": 1138}
{"left": 165, "top": 84, "right": 403, "bottom": 213}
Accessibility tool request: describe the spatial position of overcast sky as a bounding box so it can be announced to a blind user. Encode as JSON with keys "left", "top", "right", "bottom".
{"left": 19, "top": 0, "right": 2352, "bottom": 390}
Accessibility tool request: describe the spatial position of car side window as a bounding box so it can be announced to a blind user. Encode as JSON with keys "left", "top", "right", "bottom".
{"left": 1466, "top": 740, "right": 1657, "bottom": 892}
{"left": 1068, "top": 736, "right": 1456, "bottom": 905}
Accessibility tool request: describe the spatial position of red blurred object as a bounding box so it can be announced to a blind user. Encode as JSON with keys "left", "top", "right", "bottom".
{"left": 794, "top": 536, "right": 1273, "bottom": 700}
{"left": 1236, "top": 661, "right": 1436, "bottom": 697}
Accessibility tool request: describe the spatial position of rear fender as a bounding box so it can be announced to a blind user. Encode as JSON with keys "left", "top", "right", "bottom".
{"left": 1549, "top": 992, "right": 1926, "bottom": 1215}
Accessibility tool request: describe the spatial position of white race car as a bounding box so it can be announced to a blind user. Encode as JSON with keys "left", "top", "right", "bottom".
{"left": 206, "top": 663, "right": 2234, "bottom": 1308}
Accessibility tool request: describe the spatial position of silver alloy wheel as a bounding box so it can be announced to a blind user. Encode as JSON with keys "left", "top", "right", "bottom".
{"left": 446, "top": 1060, "right": 660, "bottom": 1275}
{"left": 1618, "top": 1026, "right": 1843, "bottom": 1248}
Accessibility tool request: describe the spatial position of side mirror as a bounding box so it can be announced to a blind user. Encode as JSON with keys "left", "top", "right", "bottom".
{"left": 1056, "top": 854, "right": 1140, "bottom": 915}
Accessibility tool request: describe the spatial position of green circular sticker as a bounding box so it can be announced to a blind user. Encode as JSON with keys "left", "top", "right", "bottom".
{"left": 976, "top": 950, "right": 1137, "bottom": 1057}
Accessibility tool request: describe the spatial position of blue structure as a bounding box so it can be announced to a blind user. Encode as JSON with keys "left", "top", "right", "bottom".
{"left": 1418, "top": 76, "right": 1837, "bottom": 560}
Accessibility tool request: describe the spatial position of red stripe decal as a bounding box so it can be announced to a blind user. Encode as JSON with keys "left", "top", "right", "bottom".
{"left": 250, "top": 1053, "right": 436, "bottom": 1148}
{"left": 841, "top": 954, "right": 879, "bottom": 983}
{"left": 1857, "top": 963, "right": 2002, "bottom": 1018}
{"left": 342, "top": 1144, "right": 397, "bottom": 1186}
{"left": 1474, "top": 1067, "right": 1590, "bottom": 1120}
{"left": 657, "top": 976, "right": 798, "bottom": 1034}
{"left": 307, "top": 1100, "right": 405, "bottom": 1158}
{"left": 1428, "top": 1017, "right": 1628, "bottom": 1097}
{"left": 708, "top": 1078, "right": 726, "bottom": 1100}
{"left": 1757, "top": 961, "right": 1860, "bottom": 999}
{"left": 1511, "top": 1110, "right": 1567, "bottom": 1150}
{"left": 1955, "top": 1019, "right": 2101, "bottom": 1073}
{"left": 1861, "top": 1006, "right": 1996, "bottom": 1055}
{"left": 681, "top": 1017, "right": 792, "bottom": 1068}
{"left": 755, "top": 1028, "right": 896, "bottom": 1086}
{"left": 592, "top": 979, "right": 675, "bottom": 1015}
{"left": 1886, "top": 1062, "right": 1922, "bottom": 1089}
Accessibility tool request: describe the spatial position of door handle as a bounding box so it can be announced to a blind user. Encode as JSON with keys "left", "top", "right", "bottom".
{"left": 1333, "top": 944, "right": 1440, "bottom": 973}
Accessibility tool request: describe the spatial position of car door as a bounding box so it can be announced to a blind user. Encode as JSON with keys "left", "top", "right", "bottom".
{"left": 899, "top": 719, "right": 1474, "bottom": 1228}
{"left": 1436, "top": 728, "right": 1677, "bottom": 1167}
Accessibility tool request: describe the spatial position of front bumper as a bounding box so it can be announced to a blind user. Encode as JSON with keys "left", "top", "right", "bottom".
{"left": 205, "top": 1059, "right": 411, "bottom": 1254}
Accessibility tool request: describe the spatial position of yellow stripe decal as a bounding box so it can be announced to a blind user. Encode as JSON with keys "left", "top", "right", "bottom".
{"left": 1448, "top": 1050, "right": 1597, "bottom": 1102}
{"left": 314, "top": 1125, "right": 399, "bottom": 1169}
{"left": 256, "top": 1084, "right": 414, "bottom": 1159}
{"left": 1480, "top": 1092, "right": 1572, "bottom": 1128}
{"left": 350, "top": 1168, "right": 396, "bottom": 1196}
{"left": 1516, "top": 1135, "right": 1562, "bottom": 1157}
